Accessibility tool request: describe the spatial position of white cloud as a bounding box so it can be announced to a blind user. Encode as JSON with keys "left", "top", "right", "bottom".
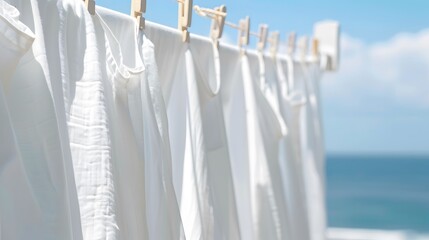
{"left": 322, "top": 29, "right": 429, "bottom": 110}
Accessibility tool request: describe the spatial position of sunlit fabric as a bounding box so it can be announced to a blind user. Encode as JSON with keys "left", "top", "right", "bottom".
{"left": 0, "top": 1, "right": 328, "bottom": 239}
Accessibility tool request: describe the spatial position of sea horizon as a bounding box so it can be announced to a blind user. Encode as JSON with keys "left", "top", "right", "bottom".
{"left": 326, "top": 154, "right": 429, "bottom": 235}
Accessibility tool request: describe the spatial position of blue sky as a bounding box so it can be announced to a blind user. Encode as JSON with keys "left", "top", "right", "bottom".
{"left": 97, "top": 0, "right": 429, "bottom": 154}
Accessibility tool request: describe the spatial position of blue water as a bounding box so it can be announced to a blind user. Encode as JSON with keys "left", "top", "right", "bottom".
{"left": 326, "top": 154, "right": 429, "bottom": 233}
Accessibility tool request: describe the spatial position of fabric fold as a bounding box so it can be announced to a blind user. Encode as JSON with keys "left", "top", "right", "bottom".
{"left": 296, "top": 59, "right": 327, "bottom": 240}
{"left": 0, "top": 2, "right": 41, "bottom": 239}
{"left": 277, "top": 55, "right": 312, "bottom": 240}
{"left": 0, "top": 3, "right": 329, "bottom": 239}
{"left": 145, "top": 22, "right": 241, "bottom": 240}
{"left": 219, "top": 43, "right": 289, "bottom": 240}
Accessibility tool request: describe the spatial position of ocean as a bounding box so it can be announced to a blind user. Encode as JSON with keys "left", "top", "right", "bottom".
{"left": 326, "top": 154, "right": 429, "bottom": 235}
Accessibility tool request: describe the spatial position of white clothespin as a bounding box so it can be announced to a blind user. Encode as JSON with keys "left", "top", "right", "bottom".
{"left": 178, "top": 0, "right": 193, "bottom": 42}
{"left": 287, "top": 32, "right": 296, "bottom": 56}
{"left": 298, "top": 36, "right": 308, "bottom": 61}
{"left": 193, "top": 5, "right": 227, "bottom": 46}
{"left": 83, "top": 0, "right": 95, "bottom": 15}
{"left": 131, "top": 0, "right": 146, "bottom": 30}
{"left": 268, "top": 31, "right": 279, "bottom": 58}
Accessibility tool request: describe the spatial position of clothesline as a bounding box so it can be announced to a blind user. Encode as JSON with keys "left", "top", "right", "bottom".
{"left": 88, "top": 0, "right": 340, "bottom": 62}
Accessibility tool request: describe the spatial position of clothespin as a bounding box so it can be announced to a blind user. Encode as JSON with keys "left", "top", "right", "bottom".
{"left": 268, "top": 31, "right": 280, "bottom": 58}
{"left": 238, "top": 16, "right": 250, "bottom": 47}
{"left": 224, "top": 16, "right": 250, "bottom": 48}
{"left": 298, "top": 36, "right": 308, "bottom": 61}
{"left": 83, "top": 0, "right": 95, "bottom": 15}
{"left": 131, "top": 0, "right": 146, "bottom": 30}
{"left": 311, "top": 37, "right": 319, "bottom": 58}
{"left": 193, "top": 5, "right": 227, "bottom": 47}
{"left": 178, "top": 0, "right": 193, "bottom": 42}
{"left": 287, "top": 32, "right": 296, "bottom": 56}
{"left": 255, "top": 24, "right": 269, "bottom": 52}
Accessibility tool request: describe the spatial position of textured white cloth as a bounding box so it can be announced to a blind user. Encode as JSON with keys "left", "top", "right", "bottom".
{"left": 0, "top": 3, "right": 329, "bottom": 239}
{"left": 145, "top": 22, "right": 241, "bottom": 240}
{"left": 94, "top": 10, "right": 149, "bottom": 240}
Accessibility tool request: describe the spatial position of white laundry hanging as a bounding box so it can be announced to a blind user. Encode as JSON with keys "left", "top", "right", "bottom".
{"left": 219, "top": 43, "right": 288, "bottom": 240}
{"left": 188, "top": 34, "right": 241, "bottom": 240}
{"left": 295, "top": 58, "right": 327, "bottom": 240}
{"left": 94, "top": 10, "right": 150, "bottom": 240}
{"left": 136, "top": 31, "right": 186, "bottom": 240}
{"left": 145, "top": 21, "right": 241, "bottom": 240}
{"left": 0, "top": 2, "right": 332, "bottom": 239}
{"left": 257, "top": 53, "right": 303, "bottom": 240}
{"left": 0, "top": 3, "right": 41, "bottom": 239}
{"left": 2, "top": 0, "right": 83, "bottom": 239}
{"left": 276, "top": 55, "right": 312, "bottom": 240}
{"left": 97, "top": 6, "right": 186, "bottom": 239}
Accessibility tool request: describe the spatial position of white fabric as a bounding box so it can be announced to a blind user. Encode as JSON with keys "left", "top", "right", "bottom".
{"left": 65, "top": 6, "right": 155, "bottom": 239}
{"left": 94, "top": 11, "right": 149, "bottom": 240}
{"left": 277, "top": 55, "right": 313, "bottom": 240}
{"left": 296, "top": 59, "right": 327, "bottom": 240}
{"left": 97, "top": 7, "right": 186, "bottom": 239}
{"left": 3, "top": 0, "right": 83, "bottom": 239}
{"left": 0, "top": 3, "right": 329, "bottom": 239}
{"left": 219, "top": 44, "right": 288, "bottom": 240}
{"left": 0, "top": 3, "right": 40, "bottom": 239}
{"left": 136, "top": 32, "right": 185, "bottom": 240}
{"left": 248, "top": 51, "right": 290, "bottom": 240}
{"left": 145, "top": 22, "right": 241, "bottom": 240}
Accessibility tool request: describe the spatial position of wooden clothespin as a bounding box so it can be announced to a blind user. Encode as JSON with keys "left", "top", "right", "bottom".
{"left": 83, "top": 0, "right": 95, "bottom": 15}
{"left": 210, "top": 6, "right": 227, "bottom": 45}
{"left": 256, "top": 24, "right": 269, "bottom": 52}
{"left": 311, "top": 37, "right": 319, "bottom": 58}
{"left": 131, "top": 0, "right": 146, "bottom": 30}
{"left": 178, "top": 0, "right": 193, "bottom": 42}
{"left": 287, "top": 32, "right": 296, "bottom": 56}
{"left": 193, "top": 5, "right": 227, "bottom": 46}
{"left": 238, "top": 16, "right": 250, "bottom": 47}
{"left": 298, "top": 36, "right": 308, "bottom": 61}
{"left": 224, "top": 16, "right": 250, "bottom": 48}
{"left": 268, "top": 31, "right": 280, "bottom": 58}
